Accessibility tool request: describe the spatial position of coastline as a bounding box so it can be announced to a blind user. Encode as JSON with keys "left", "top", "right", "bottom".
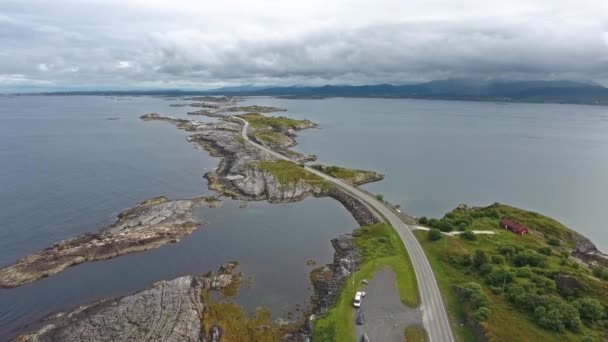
{"left": 7, "top": 96, "right": 607, "bottom": 340}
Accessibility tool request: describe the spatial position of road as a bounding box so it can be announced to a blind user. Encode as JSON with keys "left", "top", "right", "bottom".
{"left": 234, "top": 117, "right": 454, "bottom": 342}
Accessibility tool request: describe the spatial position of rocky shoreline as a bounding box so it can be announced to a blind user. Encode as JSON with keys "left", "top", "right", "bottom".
{"left": 16, "top": 262, "right": 241, "bottom": 342}
{"left": 140, "top": 111, "right": 380, "bottom": 206}
{"left": 7, "top": 98, "right": 386, "bottom": 340}
{"left": 0, "top": 196, "right": 220, "bottom": 288}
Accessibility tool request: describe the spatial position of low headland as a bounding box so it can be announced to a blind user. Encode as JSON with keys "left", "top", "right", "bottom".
{"left": 414, "top": 203, "right": 608, "bottom": 341}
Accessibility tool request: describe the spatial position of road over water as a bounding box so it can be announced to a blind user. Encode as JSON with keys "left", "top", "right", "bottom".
{"left": 235, "top": 117, "right": 454, "bottom": 342}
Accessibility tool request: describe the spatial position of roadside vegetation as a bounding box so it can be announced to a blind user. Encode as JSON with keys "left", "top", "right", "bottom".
{"left": 415, "top": 203, "right": 608, "bottom": 341}
{"left": 310, "top": 164, "right": 383, "bottom": 186}
{"left": 312, "top": 222, "right": 419, "bottom": 341}
{"left": 404, "top": 326, "right": 427, "bottom": 342}
{"left": 252, "top": 131, "right": 295, "bottom": 150}
{"left": 201, "top": 290, "right": 289, "bottom": 341}
{"left": 257, "top": 160, "right": 329, "bottom": 189}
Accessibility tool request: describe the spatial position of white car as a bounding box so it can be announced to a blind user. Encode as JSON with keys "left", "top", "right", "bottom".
{"left": 353, "top": 291, "right": 363, "bottom": 307}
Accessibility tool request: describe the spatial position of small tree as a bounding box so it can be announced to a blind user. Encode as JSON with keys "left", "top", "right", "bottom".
{"left": 473, "top": 250, "right": 489, "bottom": 269}
{"left": 418, "top": 216, "right": 428, "bottom": 225}
{"left": 592, "top": 266, "right": 608, "bottom": 280}
{"left": 574, "top": 297, "right": 605, "bottom": 322}
{"left": 428, "top": 228, "right": 442, "bottom": 241}
{"left": 491, "top": 255, "right": 505, "bottom": 265}
{"left": 474, "top": 307, "right": 491, "bottom": 321}
{"left": 461, "top": 230, "right": 477, "bottom": 241}
{"left": 375, "top": 193, "right": 384, "bottom": 202}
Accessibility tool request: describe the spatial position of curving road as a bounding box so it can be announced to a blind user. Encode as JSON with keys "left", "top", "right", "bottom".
{"left": 234, "top": 117, "right": 454, "bottom": 342}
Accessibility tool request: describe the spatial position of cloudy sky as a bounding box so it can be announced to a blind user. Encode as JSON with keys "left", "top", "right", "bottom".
{"left": 2, "top": 0, "right": 608, "bottom": 91}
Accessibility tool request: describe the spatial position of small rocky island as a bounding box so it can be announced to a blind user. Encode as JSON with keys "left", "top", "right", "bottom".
{"left": 0, "top": 196, "right": 220, "bottom": 288}
{"left": 140, "top": 110, "right": 382, "bottom": 204}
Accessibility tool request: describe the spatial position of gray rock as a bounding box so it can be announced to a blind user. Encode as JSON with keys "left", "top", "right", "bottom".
{"left": 16, "top": 276, "right": 205, "bottom": 342}
{"left": 0, "top": 196, "right": 220, "bottom": 288}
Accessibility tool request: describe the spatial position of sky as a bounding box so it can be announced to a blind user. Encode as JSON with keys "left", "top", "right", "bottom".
{"left": 1, "top": 0, "right": 608, "bottom": 91}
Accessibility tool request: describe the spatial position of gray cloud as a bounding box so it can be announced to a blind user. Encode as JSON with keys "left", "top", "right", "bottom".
{"left": 1, "top": 0, "right": 607, "bottom": 91}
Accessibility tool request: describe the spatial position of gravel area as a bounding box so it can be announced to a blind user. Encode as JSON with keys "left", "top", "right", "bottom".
{"left": 354, "top": 268, "right": 423, "bottom": 341}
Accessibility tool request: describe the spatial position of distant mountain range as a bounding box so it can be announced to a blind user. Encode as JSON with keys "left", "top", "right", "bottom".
{"left": 26, "top": 79, "right": 608, "bottom": 105}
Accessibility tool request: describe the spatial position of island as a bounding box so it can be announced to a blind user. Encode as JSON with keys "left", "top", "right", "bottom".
{"left": 0, "top": 196, "right": 220, "bottom": 288}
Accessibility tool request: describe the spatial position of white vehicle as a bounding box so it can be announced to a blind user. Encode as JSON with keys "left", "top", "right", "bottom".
{"left": 353, "top": 291, "right": 363, "bottom": 307}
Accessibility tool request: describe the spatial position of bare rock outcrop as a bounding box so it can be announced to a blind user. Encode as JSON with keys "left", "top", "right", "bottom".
{"left": 142, "top": 113, "right": 327, "bottom": 203}
{"left": 16, "top": 275, "right": 205, "bottom": 342}
{"left": 309, "top": 235, "right": 361, "bottom": 315}
{"left": 0, "top": 196, "right": 220, "bottom": 288}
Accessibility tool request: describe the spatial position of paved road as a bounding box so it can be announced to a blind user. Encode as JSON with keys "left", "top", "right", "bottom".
{"left": 235, "top": 117, "right": 454, "bottom": 342}
{"left": 354, "top": 268, "right": 422, "bottom": 341}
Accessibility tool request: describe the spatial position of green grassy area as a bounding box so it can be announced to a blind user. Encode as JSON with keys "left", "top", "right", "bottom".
{"left": 226, "top": 105, "right": 286, "bottom": 113}
{"left": 257, "top": 160, "right": 329, "bottom": 189}
{"left": 312, "top": 223, "right": 419, "bottom": 341}
{"left": 310, "top": 164, "right": 382, "bottom": 185}
{"left": 404, "top": 326, "right": 427, "bottom": 342}
{"left": 238, "top": 113, "right": 314, "bottom": 131}
{"left": 201, "top": 290, "right": 288, "bottom": 341}
{"left": 253, "top": 131, "right": 293, "bottom": 149}
{"left": 415, "top": 203, "right": 608, "bottom": 341}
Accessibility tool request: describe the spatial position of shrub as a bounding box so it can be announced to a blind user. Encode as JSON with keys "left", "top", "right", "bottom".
{"left": 375, "top": 194, "right": 384, "bottom": 201}
{"left": 547, "top": 238, "right": 561, "bottom": 247}
{"left": 532, "top": 295, "right": 582, "bottom": 332}
{"left": 428, "top": 228, "right": 442, "bottom": 241}
{"left": 474, "top": 307, "right": 491, "bottom": 321}
{"left": 512, "top": 250, "right": 547, "bottom": 268}
{"left": 427, "top": 218, "right": 439, "bottom": 228}
{"left": 461, "top": 230, "right": 477, "bottom": 241}
{"left": 459, "top": 254, "right": 473, "bottom": 267}
{"left": 473, "top": 250, "right": 488, "bottom": 269}
{"left": 531, "top": 274, "right": 556, "bottom": 292}
{"left": 538, "top": 247, "right": 552, "bottom": 256}
{"left": 592, "top": 266, "right": 608, "bottom": 280}
{"left": 462, "top": 282, "right": 489, "bottom": 308}
{"left": 479, "top": 263, "right": 493, "bottom": 276}
{"left": 417, "top": 216, "right": 428, "bottom": 225}
{"left": 484, "top": 209, "right": 500, "bottom": 219}
{"left": 485, "top": 268, "right": 515, "bottom": 287}
{"left": 437, "top": 221, "right": 453, "bottom": 232}
{"left": 573, "top": 297, "right": 605, "bottom": 322}
{"left": 491, "top": 255, "right": 505, "bottom": 265}
{"left": 515, "top": 267, "right": 532, "bottom": 278}
{"left": 498, "top": 244, "right": 523, "bottom": 257}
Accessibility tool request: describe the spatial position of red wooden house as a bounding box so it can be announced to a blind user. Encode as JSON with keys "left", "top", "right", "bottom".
{"left": 500, "top": 218, "right": 529, "bottom": 235}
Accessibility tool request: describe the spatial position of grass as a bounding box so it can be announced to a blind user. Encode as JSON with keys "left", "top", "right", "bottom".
{"left": 201, "top": 290, "right": 286, "bottom": 341}
{"left": 414, "top": 203, "right": 608, "bottom": 341}
{"left": 253, "top": 131, "right": 293, "bottom": 149}
{"left": 404, "top": 326, "right": 427, "bottom": 342}
{"left": 257, "top": 160, "right": 329, "bottom": 189}
{"left": 226, "top": 105, "right": 286, "bottom": 113}
{"left": 310, "top": 164, "right": 381, "bottom": 185}
{"left": 238, "top": 113, "right": 314, "bottom": 131}
{"left": 312, "top": 223, "right": 419, "bottom": 341}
